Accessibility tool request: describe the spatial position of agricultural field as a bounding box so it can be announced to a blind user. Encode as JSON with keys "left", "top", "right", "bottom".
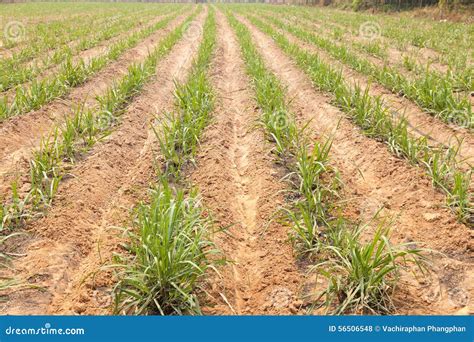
{"left": 0, "top": 2, "right": 472, "bottom": 316}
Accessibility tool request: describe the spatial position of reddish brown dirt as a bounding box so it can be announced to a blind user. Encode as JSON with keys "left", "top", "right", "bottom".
{"left": 237, "top": 14, "right": 473, "bottom": 315}
{"left": 0, "top": 11, "right": 205, "bottom": 315}
{"left": 192, "top": 10, "right": 305, "bottom": 315}
{"left": 0, "top": 12, "right": 190, "bottom": 198}
{"left": 0, "top": 5, "right": 471, "bottom": 317}
{"left": 260, "top": 15, "right": 474, "bottom": 172}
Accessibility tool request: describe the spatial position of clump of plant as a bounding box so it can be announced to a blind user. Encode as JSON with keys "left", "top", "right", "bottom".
{"left": 114, "top": 8, "right": 218, "bottom": 315}
{"left": 315, "top": 222, "right": 428, "bottom": 314}
{"left": 113, "top": 179, "right": 217, "bottom": 315}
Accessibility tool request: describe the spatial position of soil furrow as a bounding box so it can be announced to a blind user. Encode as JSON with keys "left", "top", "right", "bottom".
{"left": 0, "top": 12, "right": 190, "bottom": 197}
{"left": 0, "top": 11, "right": 206, "bottom": 315}
{"left": 260, "top": 16, "right": 474, "bottom": 170}
{"left": 193, "top": 10, "right": 303, "bottom": 316}
{"left": 237, "top": 15, "right": 473, "bottom": 315}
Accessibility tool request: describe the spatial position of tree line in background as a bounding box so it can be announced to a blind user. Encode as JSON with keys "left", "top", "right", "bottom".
{"left": 323, "top": 0, "right": 472, "bottom": 10}
{"left": 243, "top": 0, "right": 473, "bottom": 10}
{"left": 0, "top": 0, "right": 472, "bottom": 11}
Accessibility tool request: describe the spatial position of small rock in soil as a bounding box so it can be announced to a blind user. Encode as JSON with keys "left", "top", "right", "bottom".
{"left": 423, "top": 213, "right": 441, "bottom": 222}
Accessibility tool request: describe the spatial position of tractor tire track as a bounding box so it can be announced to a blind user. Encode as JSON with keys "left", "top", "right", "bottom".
{"left": 192, "top": 10, "right": 304, "bottom": 315}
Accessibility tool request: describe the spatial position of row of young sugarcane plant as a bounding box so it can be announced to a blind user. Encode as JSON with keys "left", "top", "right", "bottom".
{"left": 253, "top": 11, "right": 473, "bottom": 130}
{"left": 0, "top": 9, "right": 187, "bottom": 122}
{"left": 226, "top": 9, "right": 427, "bottom": 315}
{"left": 0, "top": 8, "right": 119, "bottom": 53}
{"left": 282, "top": 4, "right": 472, "bottom": 65}
{"left": 243, "top": 14, "right": 473, "bottom": 227}
{"left": 258, "top": 7, "right": 473, "bottom": 93}
{"left": 0, "top": 9, "right": 200, "bottom": 233}
{"left": 0, "top": 3, "right": 158, "bottom": 62}
{"left": 0, "top": 6, "right": 179, "bottom": 93}
{"left": 0, "top": 10, "right": 138, "bottom": 90}
{"left": 263, "top": 5, "right": 472, "bottom": 79}
{"left": 113, "top": 7, "right": 220, "bottom": 316}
